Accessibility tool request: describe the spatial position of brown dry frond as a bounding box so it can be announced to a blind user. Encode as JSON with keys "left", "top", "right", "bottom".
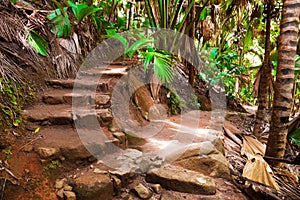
{"left": 0, "top": 0, "right": 82, "bottom": 83}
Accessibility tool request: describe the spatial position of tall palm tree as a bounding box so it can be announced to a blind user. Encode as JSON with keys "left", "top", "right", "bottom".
{"left": 265, "top": 0, "right": 300, "bottom": 167}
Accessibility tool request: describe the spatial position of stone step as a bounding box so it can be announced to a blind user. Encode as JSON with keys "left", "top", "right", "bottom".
{"left": 22, "top": 104, "right": 113, "bottom": 126}
{"left": 32, "top": 125, "right": 126, "bottom": 163}
{"left": 42, "top": 89, "right": 111, "bottom": 108}
{"left": 77, "top": 65, "right": 129, "bottom": 79}
{"left": 146, "top": 167, "right": 216, "bottom": 195}
{"left": 46, "top": 79, "right": 111, "bottom": 93}
{"left": 32, "top": 125, "right": 92, "bottom": 161}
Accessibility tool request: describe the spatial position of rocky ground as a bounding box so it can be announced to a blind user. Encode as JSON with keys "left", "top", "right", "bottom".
{"left": 1, "top": 62, "right": 252, "bottom": 200}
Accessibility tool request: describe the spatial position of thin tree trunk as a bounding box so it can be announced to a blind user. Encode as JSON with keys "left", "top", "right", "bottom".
{"left": 188, "top": 0, "right": 195, "bottom": 87}
{"left": 253, "top": 0, "right": 272, "bottom": 137}
{"left": 265, "top": 0, "right": 300, "bottom": 167}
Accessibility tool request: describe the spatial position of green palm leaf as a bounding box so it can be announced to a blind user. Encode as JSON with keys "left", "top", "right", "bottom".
{"left": 47, "top": 7, "right": 71, "bottom": 38}
{"left": 68, "top": 1, "right": 100, "bottom": 23}
{"left": 127, "top": 38, "right": 154, "bottom": 58}
{"left": 289, "top": 128, "right": 300, "bottom": 146}
{"left": 27, "top": 31, "right": 48, "bottom": 56}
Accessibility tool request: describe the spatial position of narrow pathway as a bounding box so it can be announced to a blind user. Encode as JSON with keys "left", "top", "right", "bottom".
{"left": 20, "top": 62, "right": 249, "bottom": 200}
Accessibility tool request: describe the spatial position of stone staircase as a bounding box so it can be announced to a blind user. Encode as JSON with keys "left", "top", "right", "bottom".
{"left": 22, "top": 63, "right": 130, "bottom": 162}
{"left": 20, "top": 62, "right": 249, "bottom": 200}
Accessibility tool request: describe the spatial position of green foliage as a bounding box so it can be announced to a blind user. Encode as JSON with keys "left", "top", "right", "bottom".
{"left": 200, "top": 7, "right": 211, "bottom": 20}
{"left": 200, "top": 46, "right": 249, "bottom": 100}
{"left": 289, "top": 127, "right": 300, "bottom": 146}
{"left": 169, "top": 91, "right": 186, "bottom": 115}
{"left": 68, "top": 1, "right": 100, "bottom": 23}
{"left": 107, "top": 30, "right": 174, "bottom": 83}
{"left": 0, "top": 79, "right": 34, "bottom": 128}
{"left": 43, "top": 160, "right": 61, "bottom": 171}
{"left": 140, "top": 51, "right": 174, "bottom": 83}
{"left": 168, "top": 91, "right": 200, "bottom": 115}
{"left": 2, "top": 146, "right": 12, "bottom": 160}
{"left": 27, "top": 31, "right": 48, "bottom": 56}
{"left": 47, "top": 7, "right": 71, "bottom": 38}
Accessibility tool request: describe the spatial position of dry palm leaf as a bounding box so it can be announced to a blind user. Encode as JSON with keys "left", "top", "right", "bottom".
{"left": 241, "top": 135, "right": 280, "bottom": 190}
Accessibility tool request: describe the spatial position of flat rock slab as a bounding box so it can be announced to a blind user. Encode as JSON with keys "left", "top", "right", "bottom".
{"left": 173, "top": 142, "right": 231, "bottom": 179}
{"left": 146, "top": 168, "right": 216, "bottom": 195}
{"left": 22, "top": 104, "right": 73, "bottom": 125}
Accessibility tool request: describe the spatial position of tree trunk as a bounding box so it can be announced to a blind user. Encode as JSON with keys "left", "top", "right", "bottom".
{"left": 187, "top": 0, "right": 195, "bottom": 87}
{"left": 253, "top": 0, "right": 272, "bottom": 137}
{"left": 265, "top": 0, "right": 300, "bottom": 167}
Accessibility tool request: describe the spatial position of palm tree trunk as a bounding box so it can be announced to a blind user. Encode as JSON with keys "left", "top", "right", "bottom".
{"left": 265, "top": 0, "right": 300, "bottom": 167}
{"left": 253, "top": 0, "right": 273, "bottom": 137}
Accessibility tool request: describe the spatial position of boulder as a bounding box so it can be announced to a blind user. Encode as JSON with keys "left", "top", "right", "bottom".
{"left": 173, "top": 142, "right": 230, "bottom": 179}
{"left": 70, "top": 172, "right": 113, "bottom": 200}
{"left": 146, "top": 168, "right": 216, "bottom": 195}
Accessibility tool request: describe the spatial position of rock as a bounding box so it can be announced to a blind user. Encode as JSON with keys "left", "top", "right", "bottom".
{"left": 133, "top": 183, "right": 153, "bottom": 199}
{"left": 98, "top": 109, "right": 113, "bottom": 122}
{"left": 36, "top": 147, "right": 58, "bottom": 159}
{"left": 173, "top": 142, "right": 230, "bottom": 179}
{"left": 88, "top": 156, "right": 97, "bottom": 162}
{"left": 61, "top": 145, "right": 91, "bottom": 160}
{"left": 95, "top": 95, "right": 110, "bottom": 105}
{"left": 108, "top": 120, "right": 120, "bottom": 132}
{"left": 93, "top": 168, "right": 107, "bottom": 174}
{"left": 146, "top": 168, "right": 216, "bottom": 195}
{"left": 63, "top": 191, "right": 76, "bottom": 200}
{"left": 111, "top": 175, "right": 122, "bottom": 193}
{"left": 64, "top": 185, "right": 73, "bottom": 191}
{"left": 70, "top": 172, "right": 113, "bottom": 200}
{"left": 151, "top": 184, "right": 162, "bottom": 194}
{"left": 59, "top": 156, "right": 66, "bottom": 161}
{"left": 113, "top": 132, "right": 127, "bottom": 145}
{"left": 159, "top": 190, "right": 196, "bottom": 200}
{"left": 55, "top": 178, "right": 67, "bottom": 189}
{"left": 134, "top": 154, "right": 164, "bottom": 173}
{"left": 124, "top": 130, "right": 147, "bottom": 146}
{"left": 23, "top": 145, "right": 33, "bottom": 152}
{"left": 109, "top": 170, "right": 136, "bottom": 184}
{"left": 24, "top": 169, "right": 30, "bottom": 174}
{"left": 56, "top": 189, "right": 64, "bottom": 199}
